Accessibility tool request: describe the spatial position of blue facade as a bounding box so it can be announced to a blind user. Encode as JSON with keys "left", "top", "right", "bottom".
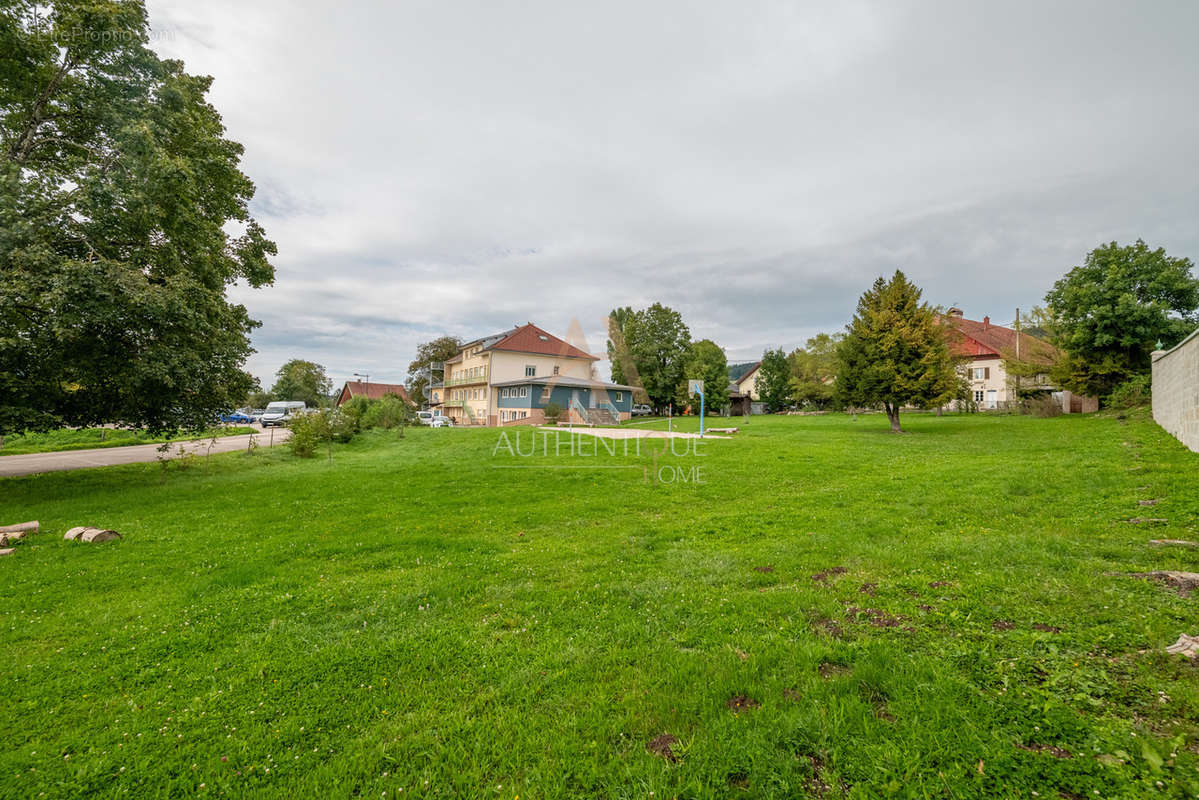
{"left": 496, "top": 383, "right": 633, "bottom": 412}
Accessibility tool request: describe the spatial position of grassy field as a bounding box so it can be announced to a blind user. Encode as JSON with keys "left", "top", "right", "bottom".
{"left": 0, "top": 412, "right": 1197, "bottom": 798}
{"left": 0, "top": 426, "right": 257, "bottom": 456}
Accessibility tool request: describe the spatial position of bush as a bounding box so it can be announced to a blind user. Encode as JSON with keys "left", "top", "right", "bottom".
{"left": 339, "top": 396, "right": 376, "bottom": 431}
{"left": 543, "top": 401, "right": 563, "bottom": 424}
{"left": 361, "top": 394, "right": 414, "bottom": 431}
{"left": 286, "top": 411, "right": 329, "bottom": 458}
{"left": 1107, "top": 374, "right": 1152, "bottom": 409}
{"left": 1021, "top": 394, "right": 1062, "bottom": 418}
{"left": 287, "top": 409, "right": 357, "bottom": 457}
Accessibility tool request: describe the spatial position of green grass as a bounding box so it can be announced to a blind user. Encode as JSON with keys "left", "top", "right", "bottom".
{"left": 0, "top": 426, "right": 256, "bottom": 456}
{"left": 1, "top": 412, "right": 1197, "bottom": 798}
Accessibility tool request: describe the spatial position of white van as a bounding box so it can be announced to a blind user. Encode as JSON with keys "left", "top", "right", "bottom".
{"left": 260, "top": 401, "right": 307, "bottom": 427}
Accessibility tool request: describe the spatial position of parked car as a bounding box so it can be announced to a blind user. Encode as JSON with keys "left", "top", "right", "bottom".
{"left": 430, "top": 416, "right": 453, "bottom": 428}
{"left": 261, "top": 401, "right": 307, "bottom": 427}
{"left": 418, "top": 411, "right": 452, "bottom": 427}
{"left": 631, "top": 404, "right": 653, "bottom": 417}
{"left": 220, "top": 411, "right": 253, "bottom": 424}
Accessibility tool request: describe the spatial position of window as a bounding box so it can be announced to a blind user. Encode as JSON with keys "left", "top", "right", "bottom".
{"left": 614, "top": 392, "right": 623, "bottom": 402}
{"left": 521, "top": 411, "right": 527, "bottom": 418}
{"left": 525, "top": 365, "right": 536, "bottom": 377}
{"left": 552, "top": 365, "right": 559, "bottom": 375}
{"left": 974, "top": 390, "right": 984, "bottom": 403}
{"left": 501, "top": 388, "right": 509, "bottom": 398}
{"left": 520, "top": 386, "right": 529, "bottom": 398}
{"left": 972, "top": 367, "right": 991, "bottom": 380}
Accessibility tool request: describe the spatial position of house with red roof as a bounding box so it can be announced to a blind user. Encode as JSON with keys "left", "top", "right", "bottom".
{"left": 944, "top": 309, "right": 1095, "bottom": 412}
{"left": 429, "top": 323, "right": 634, "bottom": 426}
{"left": 335, "top": 380, "right": 412, "bottom": 407}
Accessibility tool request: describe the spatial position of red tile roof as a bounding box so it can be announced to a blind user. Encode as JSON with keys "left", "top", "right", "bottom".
{"left": 944, "top": 315, "right": 1057, "bottom": 364}
{"left": 337, "top": 381, "right": 412, "bottom": 406}
{"left": 486, "top": 323, "right": 597, "bottom": 360}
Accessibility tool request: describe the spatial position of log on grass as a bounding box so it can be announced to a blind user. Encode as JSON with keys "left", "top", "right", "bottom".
{"left": 0, "top": 532, "right": 24, "bottom": 546}
{"left": 0, "top": 548, "right": 14, "bottom": 557}
{"left": 0, "top": 521, "right": 38, "bottom": 534}
{"left": 65, "top": 526, "right": 120, "bottom": 543}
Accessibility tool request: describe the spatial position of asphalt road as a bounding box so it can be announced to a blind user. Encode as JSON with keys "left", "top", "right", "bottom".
{"left": 0, "top": 426, "right": 292, "bottom": 478}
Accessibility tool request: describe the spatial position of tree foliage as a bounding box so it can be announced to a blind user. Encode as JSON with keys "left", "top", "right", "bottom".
{"left": 0, "top": 1, "right": 275, "bottom": 435}
{"left": 1045, "top": 240, "right": 1199, "bottom": 399}
{"left": 406, "top": 335, "right": 461, "bottom": 406}
{"left": 756, "top": 348, "right": 791, "bottom": 413}
{"left": 677, "top": 338, "right": 727, "bottom": 412}
{"left": 836, "top": 271, "right": 958, "bottom": 432}
{"left": 270, "top": 360, "right": 331, "bottom": 407}
{"left": 607, "top": 303, "right": 690, "bottom": 410}
{"left": 788, "top": 332, "right": 842, "bottom": 410}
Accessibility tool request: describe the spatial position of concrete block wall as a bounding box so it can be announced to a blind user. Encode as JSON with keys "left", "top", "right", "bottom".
{"left": 1152, "top": 326, "right": 1199, "bottom": 453}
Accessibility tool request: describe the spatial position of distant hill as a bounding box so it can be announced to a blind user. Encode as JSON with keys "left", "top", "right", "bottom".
{"left": 728, "top": 361, "right": 759, "bottom": 382}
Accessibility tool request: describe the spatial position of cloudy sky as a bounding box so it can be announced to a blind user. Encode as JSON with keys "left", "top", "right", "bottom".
{"left": 146, "top": 0, "right": 1199, "bottom": 388}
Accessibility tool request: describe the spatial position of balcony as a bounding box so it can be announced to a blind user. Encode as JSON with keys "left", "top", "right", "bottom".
{"left": 441, "top": 399, "right": 465, "bottom": 408}
{"left": 444, "top": 369, "right": 488, "bottom": 387}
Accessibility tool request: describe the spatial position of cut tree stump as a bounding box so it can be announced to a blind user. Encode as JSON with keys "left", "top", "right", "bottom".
{"left": 0, "top": 521, "right": 38, "bottom": 534}
{"left": 1165, "top": 634, "right": 1199, "bottom": 658}
{"left": 65, "top": 527, "right": 121, "bottom": 543}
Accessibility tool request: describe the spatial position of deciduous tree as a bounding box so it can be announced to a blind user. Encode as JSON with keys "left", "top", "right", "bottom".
{"left": 757, "top": 348, "right": 791, "bottom": 413}
{"left": 270, "top": 360, "right": 331, "bottom": 407}
{"left": 788, "top": 332, "right": 842, "bottom": 410}
{"left": 677, "top": 338, "right": 728, "bottom": 412}
{"left": 406, "top": 335, "right": 462, "bottom": 405}
{"left": 0, "top": 1, "right": 275, "bottom": 435}
{"left": 608, "top": 303, "right": 690, "bottom": 410}
{"left": 1045, "top": 240, "right": 1199, "bottom": 399}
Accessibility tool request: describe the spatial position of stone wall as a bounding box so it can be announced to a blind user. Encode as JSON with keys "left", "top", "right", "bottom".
{"left": 1152, "top": 326, "right": 1199, "bottom": 453}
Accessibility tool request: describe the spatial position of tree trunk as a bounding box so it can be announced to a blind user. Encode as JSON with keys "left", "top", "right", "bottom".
{"left": 0, "top": 521, "right": 38, "bottom": 534}
{"left": 885, "top": 403, "right": 902, "bottom": 433}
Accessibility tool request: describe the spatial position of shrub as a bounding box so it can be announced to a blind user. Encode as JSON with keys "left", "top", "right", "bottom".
{"left": 543, "top": 401, "right": 563, "bottom": 424}
{"left": 1107, "top": 374, "right": 1152, "bottom": 409}
{"left": 1021, "top": 393, "right": 1062, "bottom": 418}
{"left": 286, "top": 411, "right": 330, "bottom": 458}
{"left": 340, "top": 396, "right": 376, "bottom": 431}
{"left": 362, "top": 394, "right": 414, "bottom": 431}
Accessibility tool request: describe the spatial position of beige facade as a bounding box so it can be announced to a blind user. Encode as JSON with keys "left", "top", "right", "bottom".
{"left": 736, "top": 367, "right": 760, "bottom": 400}
{"left": 1152, "top": 328, "right": 1199, "bottom": 452}
{"left": 961, "top": 357, "right": 1009, "bottom": 409}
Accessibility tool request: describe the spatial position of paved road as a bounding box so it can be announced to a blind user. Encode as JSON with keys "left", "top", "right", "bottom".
{"left": 0, "top": 426, "right": 291, "bottom": 478}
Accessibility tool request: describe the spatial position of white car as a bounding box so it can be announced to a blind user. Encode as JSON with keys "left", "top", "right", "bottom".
{"left": 261, "top": 400, "right": 307, "bottom": 427}
{"left": 418, "top": 411, "right": 453, "bottom": 427}
{"left": 631, "top": 404, "right": 653, "bottom": 417}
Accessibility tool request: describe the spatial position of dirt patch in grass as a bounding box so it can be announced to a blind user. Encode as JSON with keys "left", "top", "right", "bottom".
{"left": 1032, "top": 623, "right": 1063, "bottom": 633}
{"left": 818, "top": 662, "right": 851, "bottom": 679}
{"left": 1017, "top": 743, "right": 1072, "bottom": 759}
{"left": 783, "top": 688, "right": 802, "bottom": 702}
{"left": 929, "top": 580, "right": 953, "bottom": 588}
{"left": 1128, "top": 570, "right": 1199, "bottom": 598}
{"left": 918, "top": 604, "right": 935, "bottom": 612}
{"left": 726, "top": 694, "right": 759, "bottom": 713}
{"left": 801, "top": 755, "right": 845, "bottom": 799}
{"left": 646, "top": 734, "right": 679, "bottom": 762}
{"left": 845, "top": 605, "right": 906, "bottom": 628}
{"left": 1138, "top": 499, "right": 1161, "bottom": 507}
{"left": 1126, "top": 517, "right": 1168, "bottom": 525}
{"left": 859, "top": 582, "right": 878, "bottom": 596}
{"left": 812, "top": 566, "right": 848, "bottom": 583}
{"left": 753, "top": 565, "right": 774, "bottom": 573}
{"left": 992, "top": 619, "right": 1015, "bottom": 631}
{"left": 811, "top": 616, "right": 844, "bottom": 639}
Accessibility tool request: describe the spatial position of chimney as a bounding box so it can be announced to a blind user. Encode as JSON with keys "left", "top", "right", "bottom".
{"left": 983, "top": 316, "right": 990, "bottom": 329}
{"left": 947, "top": 307, "right": 963, "bottom": 318}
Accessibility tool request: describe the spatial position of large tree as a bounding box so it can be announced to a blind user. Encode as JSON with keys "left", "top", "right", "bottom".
{"left": 676, "top": 338, "right": 728, "bottom": 412}
{"left": 1045, "top": 240, "right": 1199, "bottom": 398}
{"left": 788, "top": 332, "right": 842, "bottom": 410}
{"left": 836, "top": 271, "right": 958, "bottom": 432}
{"left": 0, "top": 1, "right": 275, "bottom": 435}
{"left": 406, "top": 335, "right": 461, "bottom": 406}
{"left": 608, "top": 303, "right": 690, "bottom": 410}
{"left": 757, "top": 347, "right": 791, "bottom": 413}
{"left": 270, "top": 360, "right": 331, "bottom": 407}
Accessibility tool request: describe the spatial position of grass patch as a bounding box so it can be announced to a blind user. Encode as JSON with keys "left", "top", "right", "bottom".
{"left": 0, "top": 426, "right": 256, "bottom": 456}
{"left": 0, "top": 414, "right": 1197, "bottom": 797}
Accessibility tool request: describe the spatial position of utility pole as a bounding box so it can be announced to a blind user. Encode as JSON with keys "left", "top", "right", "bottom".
{"left": 1014, "top": 308, "right": 1021, "bottom": 403}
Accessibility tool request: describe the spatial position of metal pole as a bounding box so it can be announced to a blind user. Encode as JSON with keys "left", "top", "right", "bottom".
{"left": 699, "top": 391, "right": 705, "bottom": 437}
